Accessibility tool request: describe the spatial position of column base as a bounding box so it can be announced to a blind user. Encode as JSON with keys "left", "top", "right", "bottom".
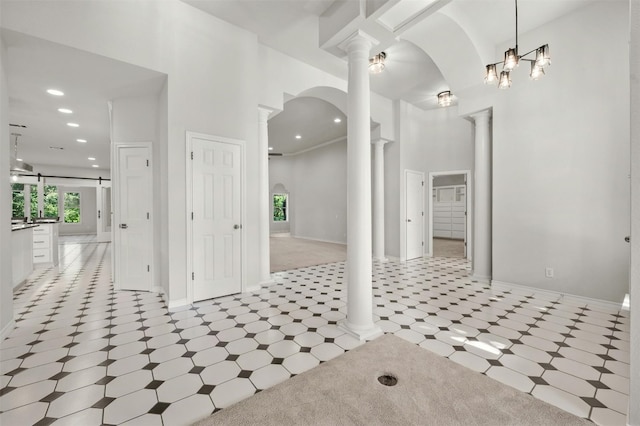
{"left": 258, "top": 278, "right": 275, "bottom": 287}
{"left": 470, "top": 274, "right": 491, "bottom": 285}
{"left": 338, "top": 320, "right": 383, "bottom": 341}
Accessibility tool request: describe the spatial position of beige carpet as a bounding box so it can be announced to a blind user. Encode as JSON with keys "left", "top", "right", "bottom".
{"left": 193, "top": 334, "right": 590, "bottom": 426}
{"left": 270, "top": 235, "right": 346, "bottom": 272}
{"left": 433, "top": 238, "right": 465, "bottom": 258}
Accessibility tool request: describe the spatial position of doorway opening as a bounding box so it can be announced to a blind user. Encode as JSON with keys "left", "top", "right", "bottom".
{"left": 428, "top": 170, "right": 472, "bottom": 259}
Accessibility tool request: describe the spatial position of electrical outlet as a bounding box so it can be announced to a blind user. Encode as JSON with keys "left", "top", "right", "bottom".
{"left": 545, "top": 267, "right": 554, "bottom": 278}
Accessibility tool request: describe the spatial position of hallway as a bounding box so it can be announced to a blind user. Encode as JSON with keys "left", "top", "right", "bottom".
{"left": 0, "top": 242, "right": 630, "bottom": 425}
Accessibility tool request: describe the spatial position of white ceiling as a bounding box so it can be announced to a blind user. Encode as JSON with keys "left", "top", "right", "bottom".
{"left": 268, "top": 97, "right": 346, "bottom": 154}
{"left": 4, "top": 30, "right": 165, "bottom": 173}
{"left": 4, "top": 0, "right": 599, "bottom": 172}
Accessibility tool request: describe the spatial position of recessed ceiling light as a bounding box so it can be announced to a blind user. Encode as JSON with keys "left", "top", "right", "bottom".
{"left": 76, "top": 139, "right": 87, "bottom": 143}
{"left": 334, "top": 118, "right": 342, "bottom": 123}
{"left": 47, "top": 89, "right": 64, "bottom": 96}
{"left": 67, "top": 122, "right": 79, "bottom": 127}
{"left": 88, "top": 157, "right": 96, "bottom": 161}
{"left": 268, "top": 147, "right": 273, "bottom": 151}
{"left": 16, "top": 158, "right": 23, "bottom": 162}
{"left": 92, "top": 165, "right": 99, "bottom": 168}
{"left": 58, "top": 108, "right": 73, "bottom": 114}
{"left": 295, "top": 135, "right": 301, "bottom": 139}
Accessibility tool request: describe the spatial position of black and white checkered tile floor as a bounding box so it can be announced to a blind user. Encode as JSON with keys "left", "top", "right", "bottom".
{"left": 0, "top": 241, "right": 630, "bottom": 425}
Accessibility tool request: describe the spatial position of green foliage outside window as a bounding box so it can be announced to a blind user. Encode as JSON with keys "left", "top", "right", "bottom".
{"left": 43, "top": 185, "right": 58, "bottom": 218}
{"left": 273, "top": 194, "right": 287, "bottom": 222}
{"left": 30, "top": 186, "right": 38, "bottom": 219}
{"left": 11, "top": 183, "right": 25, "bottom": 218}
{"left": 64, "top": 192, "right": 81, "bottom": 223}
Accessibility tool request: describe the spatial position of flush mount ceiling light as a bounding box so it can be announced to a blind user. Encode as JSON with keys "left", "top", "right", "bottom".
{"left": 334, "top": 118, "right": 342, "bottom": 123}
{"left": 437, "top": 91, "right": 452, "bottom": 107}
{"left": 295, "top": 135, "right": 302, "bottom": 139}
{"left": 47, "top": 89, "right": 64, "bottom": 96}
{"left": 67, "top": 122, "right": 79, "bottom": 127}
{"left": 58, "top": 108, "right": 73, "bottom": 114}
{"left": 369, "top": 52, "right": 386, "bottom": 74}
{"left": 92, "top": 165, "right": 99, "bottom": 168}
{"left": 76, "top": 139, "right": 87, "bottom": 143}
{"left": 88, "top": 157, "right": 96, "bottom": 161}
{"left": 268, "top": 147, "right": 273, "bottom": 151}
{"left": 484, "top": 0, "right": 550, "bottom": 89}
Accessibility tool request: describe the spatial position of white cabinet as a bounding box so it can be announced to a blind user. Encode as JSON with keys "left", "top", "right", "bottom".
{"left": 33, "top": 223, "right": 59, "bottom": 267}
{"left": 433, "top": 185, "right": 466, "bottom": 240}
{"left": 12, "top": 227, "right": 34, "bottom": 288}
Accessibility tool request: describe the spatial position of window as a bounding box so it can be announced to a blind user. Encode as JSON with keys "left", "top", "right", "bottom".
{"left": 64, "top": 192, "right": 81, "bottom": 223}
{"left": 43, "top": 185, "right": 58, "bottom": 219}
{"left": 273, "top": 194, "right": 288, "bottom": 222}
{"left": 30, "top": 185, "right": 37, "bottom": 219}
{"left": 11, "top": 183, "right": 25, "bottom": 218}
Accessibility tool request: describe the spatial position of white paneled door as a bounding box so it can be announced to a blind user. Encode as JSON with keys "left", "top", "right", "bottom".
{"left": 115, "top": 145, "right": 152, "bottom": 291}
{"left": 405, "top": 170, "right": 424, "bottom": 260}
{"left": 191, "top": 136, "right": 242, "bottom": 302}
{"left": 96, "top": 184, "right": 112, "bottom": 243}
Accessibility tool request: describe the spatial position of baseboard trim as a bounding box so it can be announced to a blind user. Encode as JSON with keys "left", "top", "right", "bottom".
{"left": 290, "top": 235, "right": 347, "bottom": 246}
{"left": 385, "top": 256, "right": 401, "bottom": 262}
{"left": 167, "top": 298, "right": 190, "bottom": 310}
{"left": 1, "top": 320, "right": 16, "bottom": 341}
{"left": 491, "top": 280, "right": 625, "bottom": 312}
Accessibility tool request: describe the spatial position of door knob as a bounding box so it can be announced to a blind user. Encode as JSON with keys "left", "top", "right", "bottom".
{"left": 234, "top": 224, "right": 241, "bottom": 230}
{"left": 120, "top": 224, "right": 128, "bottom": 229}
{"left": 625, "top": 236, "right": 630, "bottom": 243}
{"left": 407, "top": 219, "right": 412, "bottom": 222}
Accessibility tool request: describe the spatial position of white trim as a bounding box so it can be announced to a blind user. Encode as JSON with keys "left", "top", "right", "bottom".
{"left": 491, "top": 280, "right": 625, "bottom": 312}
{"left": 111, "top": 142, "right": 154, "bottom": 292}
{"left": 290, "top": 234, "right": 347, "bottom": 246}
{"left": 185, "top": 131, "right": 246, "bottom": 306}
{"left": 167, "top": 298, "right": 190, "bottom": 311}
{"left": 1, "top": 320, "right": 16, "bottom": 341}
{"left": 427, "top": 170, "right": 472, "bottom": 260}
{"left": 285, "top": 136, "right": 346, "bottom": 157}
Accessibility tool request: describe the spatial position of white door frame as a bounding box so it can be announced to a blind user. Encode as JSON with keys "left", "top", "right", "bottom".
{"left": 402, "top": 169, "right": 425, "bottom": 261}
{"left": 112, "top": 141, "right": 154, "bottom": 291}
{"left": 185, "top": 131, "right": 246, "bottom": 305}
{"left": 428, "top": 170, "right": 472, "bottom": 260}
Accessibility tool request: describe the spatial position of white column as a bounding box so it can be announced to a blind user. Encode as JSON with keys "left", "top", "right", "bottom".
{"left": 340, "top": 32, "right": 382, "bottom": 341}
{"left": 372, "top": 139, "right": 388, "bottom": 261}
{"left": 258, "top": 106, "right": 274, "bottom": 286}
{"left": 470, "top": 110, "right": 492, "bottom": 283}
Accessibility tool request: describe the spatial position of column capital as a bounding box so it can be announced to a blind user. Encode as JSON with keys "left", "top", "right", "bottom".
{"left": 371, "top": 138, "right": 392, "bottom": 147}
{"left": 337, "top": 30, "right": 378, "bottom": 54}
{"left": 469, "top": 109, "right": 492, "bottom": 123}
{"left": 258, "top": 105, "right": 275, "bottom": 123}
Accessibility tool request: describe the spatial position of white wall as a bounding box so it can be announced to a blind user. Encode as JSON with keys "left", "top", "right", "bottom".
{"left": 2, "top": 0, "right": 261, "bottom": 305}
{"left": 491, "top": 1, "right": 630, "bottom": 302}
{"left": 628, "top": 0, "right": 639, "bottom": 423}
{"left": 57, "top": 186, "right": 97, "bottom": 235}
{"left": 1, "top": 35, "right": 14, "bottom": 337}
{"left": 386, "top": 100, "right": 473, "bottom": 259}
{"left": 292, "top": 140, "right": 348, "bottom": 244}
{"left": 268, "top": 141, "right": 348, "bottom": 244}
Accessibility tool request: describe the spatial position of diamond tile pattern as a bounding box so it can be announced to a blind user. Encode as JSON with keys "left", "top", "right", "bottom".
{"left": 0, "top": 240, "right": 630, "bottom": 425}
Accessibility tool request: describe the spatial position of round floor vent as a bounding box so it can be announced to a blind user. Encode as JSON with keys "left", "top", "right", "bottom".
{"left": 377, "top": 374, "right": 398, "bottom": 386}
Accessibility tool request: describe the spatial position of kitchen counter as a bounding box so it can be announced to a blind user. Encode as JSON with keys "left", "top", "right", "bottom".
{"left": 11, "top": 224, "right": 40, "bottom": 231}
